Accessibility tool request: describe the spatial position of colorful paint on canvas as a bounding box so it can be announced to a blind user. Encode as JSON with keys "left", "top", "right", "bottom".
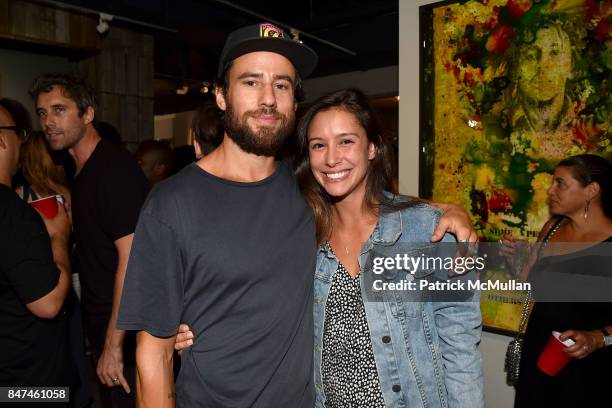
{"left": 431, "top": 0, "right": 611, "bottom": 241}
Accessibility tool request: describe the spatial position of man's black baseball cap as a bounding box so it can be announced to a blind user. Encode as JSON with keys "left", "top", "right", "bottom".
{"left": 217, "top": 22, "right": 318, "bottom": 79}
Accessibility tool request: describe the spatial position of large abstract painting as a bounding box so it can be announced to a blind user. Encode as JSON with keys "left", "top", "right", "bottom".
{"left": 420, "top": 0, "right": 611, "bottom": 333}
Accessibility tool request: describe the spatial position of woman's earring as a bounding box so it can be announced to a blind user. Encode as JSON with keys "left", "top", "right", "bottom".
{"left": 584, "top": 200, "right": 591, "bottom": 220}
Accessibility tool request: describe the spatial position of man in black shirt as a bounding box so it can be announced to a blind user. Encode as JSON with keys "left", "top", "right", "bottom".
{"left": 30, "top": 75, "right": 149, "bottom": 407}
{"left": 119, "top": 23, "right": 319, "bottom": 407}
{"left": 0, "top": 98, "right": 73, "bottom": 387}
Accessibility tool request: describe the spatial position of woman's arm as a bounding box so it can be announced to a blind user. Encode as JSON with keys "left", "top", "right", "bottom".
{"left": 430, "top": 231, "right": 484, "bottom": 408}
{"left": 559, "top": 324, "right": 612, "bottom": 359}
{"left": 499, "top": 217, "right": 558, "bottom": 281}
{"left": 433, "top": 293, "right": 484, "bottom": 408}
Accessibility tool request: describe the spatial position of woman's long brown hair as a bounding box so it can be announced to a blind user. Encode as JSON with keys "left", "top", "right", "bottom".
{"left": 21, "top": 131, "right": 68, "bottom": 197}
{"left": 294, "top": 88, "right": 420, "bottom": 243}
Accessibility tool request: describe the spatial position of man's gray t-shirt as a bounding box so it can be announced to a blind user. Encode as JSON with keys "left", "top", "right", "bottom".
{"left": 118, "top": 161, "right": 316, "bottom": 407}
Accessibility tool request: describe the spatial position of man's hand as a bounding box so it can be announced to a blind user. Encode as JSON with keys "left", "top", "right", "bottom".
{"left": 430, "top": 202, "right": 477, "bottom": 243}
{"left": 97, "top": 344, "right": 131, "bottom": 393}
{"left": 175, "top": 324, "right": 194, "bottom": 353}
{"left": 96, "top": 234, "right": 134, "bottom": 394}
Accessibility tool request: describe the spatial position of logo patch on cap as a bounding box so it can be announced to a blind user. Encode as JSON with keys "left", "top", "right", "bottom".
{"left": 260, "top": 23, "right": 284, "bottom": 39}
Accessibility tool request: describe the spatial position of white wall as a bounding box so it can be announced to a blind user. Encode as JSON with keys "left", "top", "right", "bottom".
{"left": 154, "top": 111, "right": 193, "bottom": 146}
{"left": 154, "top": 113, "right": 176, "bottom": 141}
{"left": 399, "top": 2, "right": 515, "bottom": 407}
{"left": 0, "top": 48, "right": 75, "bottom": 127}
{"left": 480, "top": 331, "right": 516, "bottom": 407}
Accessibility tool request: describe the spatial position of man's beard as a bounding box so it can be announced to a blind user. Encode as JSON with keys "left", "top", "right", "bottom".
{"left": 224, "top": 104, "right": 294, "bottom": 157}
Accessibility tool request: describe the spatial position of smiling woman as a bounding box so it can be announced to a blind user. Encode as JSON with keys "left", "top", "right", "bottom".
{"left": 295, "top": 89, "right": 400, "bottom": 243}
{"left": 293, "top": 88, "right": 484, "bottom": 408}
{"left": 306, "top": 108, "right": 376, "bottom": 201}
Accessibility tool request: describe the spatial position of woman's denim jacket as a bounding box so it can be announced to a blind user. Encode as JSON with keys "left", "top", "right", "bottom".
{"left": 313, "top": 203, "right": 484, "bottom": 408}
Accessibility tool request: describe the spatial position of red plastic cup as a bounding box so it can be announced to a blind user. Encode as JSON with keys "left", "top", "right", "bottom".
{"left": 537, "top": 331, "right": 574, "bottom": 376}
{"left": 30, "top": 195, "right": 61, "bottom": 218}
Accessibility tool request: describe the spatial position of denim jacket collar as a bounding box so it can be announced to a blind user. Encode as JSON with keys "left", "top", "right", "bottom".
{"left": 370, "top": 209, "right": 402, "bottom": 245}
{"left": 317, "top": 193, "right": 403, "bottom": 259}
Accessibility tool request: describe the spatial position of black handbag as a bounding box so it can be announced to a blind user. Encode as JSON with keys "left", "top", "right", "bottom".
{"left": 504, "top": 291, "right": 532, "bottom": 386}
{"left": 503, "top": 217, "right": 564, "bottom": 386}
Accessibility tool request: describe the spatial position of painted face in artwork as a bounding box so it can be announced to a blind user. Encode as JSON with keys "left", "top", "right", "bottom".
{"left": 518, "top": 25, "right": 572, "bottom": 103}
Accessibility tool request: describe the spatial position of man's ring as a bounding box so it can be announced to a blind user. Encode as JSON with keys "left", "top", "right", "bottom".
{"left": 112, "top": 377, "right": 119, "bottom": 384}
{"left": 459, "top": 239, "right": 469, "bottom": 243}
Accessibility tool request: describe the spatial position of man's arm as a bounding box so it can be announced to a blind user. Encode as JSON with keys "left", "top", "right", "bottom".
{"left": 97, "top": 233, "right": 134, "bottom": 393}
{"left": 429, "top": 202, "right": 478, "bottom": 243}
{"left": 26, "top": 205, "right": 71, "bottom": 319}
{"left": 136, "top": 331, "right": 175, "bottom": 408}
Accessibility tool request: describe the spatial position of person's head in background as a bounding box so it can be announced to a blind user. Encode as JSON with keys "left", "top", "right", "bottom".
{"left": 549, "top": 154, "right": 612, "bottom": 219}
{"left": 191, "top": 100, "right": 223, "bottom": 158}
{"left": 29, "top": 74, "right": 96, "bottom": 152}
{"left": 0, "top": 98, "right": 31, "bottom": 186}
{"left": 135, "top": 139, "right": 173, "bottom": 185}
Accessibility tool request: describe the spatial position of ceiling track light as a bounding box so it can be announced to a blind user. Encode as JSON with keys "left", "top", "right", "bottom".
{"left": 96, "top": 12, "right": 113, "bottom": 34}
{"left": 36, "top": 1, "right": 178, "bottom": 33}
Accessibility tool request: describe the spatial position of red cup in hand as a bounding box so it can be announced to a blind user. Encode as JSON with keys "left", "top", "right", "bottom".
{"left": 30, "top": 195, "right": 62, "bottom": 218}
{"left": 537, "top": 331, "right": 574, "bottom": 376}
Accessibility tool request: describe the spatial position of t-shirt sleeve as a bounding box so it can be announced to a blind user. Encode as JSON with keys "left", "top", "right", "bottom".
{"left": 102, "top": 152, "right": 150, "bottom": 242}
{"left": 6, "top": 206, "right": 59, "bottom": 305}
{"left": 117, "top": 210, "right": 184, "bottom": 337}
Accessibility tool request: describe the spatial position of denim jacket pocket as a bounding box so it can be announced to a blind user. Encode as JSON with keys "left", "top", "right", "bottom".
{"left": 362, "top": 270, "right": 420, "bottom": 318}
